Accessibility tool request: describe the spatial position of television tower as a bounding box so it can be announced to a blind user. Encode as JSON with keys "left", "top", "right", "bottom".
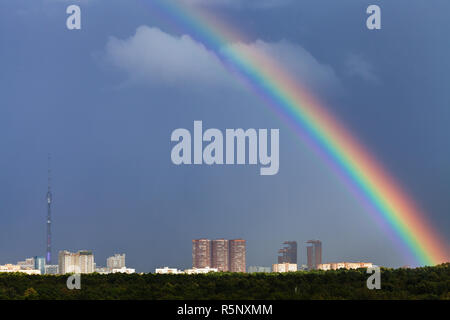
{"left": 46, "top": 154, "right": 52, "bottom": 265}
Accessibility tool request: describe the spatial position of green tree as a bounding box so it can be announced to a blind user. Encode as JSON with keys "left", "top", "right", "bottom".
{"left": 23, "top": 287, "right": 39, "bottom": 300}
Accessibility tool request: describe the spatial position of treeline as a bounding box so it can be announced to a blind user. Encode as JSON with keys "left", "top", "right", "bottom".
{"left": 0, "top": 263, "right": 448, "bottom": 300}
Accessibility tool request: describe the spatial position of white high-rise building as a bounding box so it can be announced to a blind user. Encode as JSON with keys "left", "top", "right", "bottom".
{"left": 58, "top": 250, "right": 95, "bottom": 274}
{"left": 59, "top": 251, "right": 77, "bottom": 274}
{"left": 107, "top": 254, "right": 126, "bottom": 270}
{"left": 78, "top": 251, "right": 95, "bottom": 273}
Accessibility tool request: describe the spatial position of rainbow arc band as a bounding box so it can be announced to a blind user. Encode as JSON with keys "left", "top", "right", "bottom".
{"left": 148, "top": 0, "right": 448, "bottom": 266}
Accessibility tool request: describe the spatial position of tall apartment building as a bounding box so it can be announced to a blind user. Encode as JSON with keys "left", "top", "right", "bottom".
{"left": 59, "top": 251, "right": 75, "bottom": 274}
{"left": 107, "top": 254, "right": 126, "bottom": 270}
{"left": 306, "top": 240, "right": 322, "bottom": 270}
{"left": 229, "top": 239, "right": 246, "bottom": 272}
{"left": 34, "top": 256, "right": 46, "bottom": 275}
{"left": 192, "top": 239, "right": 212, "bottom": 268}
{"left": 78, "top": 250, "right": 95, "bottom": 273}
{"left": 58, "top": 250, "right": 95, "bottom": 274}
{"left": 192, "top": 238, "right": 246, "bottom": 272}
{"left": 278, "top": 241, "right": 297, "bottom": 264}
{"left": 211, "top": 239, "right": 229, "bottom": 271}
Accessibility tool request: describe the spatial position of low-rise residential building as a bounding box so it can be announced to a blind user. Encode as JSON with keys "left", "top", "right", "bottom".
{"left": 45, "top": 265, "right": 59, "bottom": 275}
{"left": 184, "top": 267, "right": 218, "bottom": 274}
{"left": 272, "top": 263, "right": 298, "bottom": 273}
{"left": 155, "top": 266, "right": 219, "bottom": 274}
{"left": 95, "top": 267, "right": 110, "bottom": 274}
{"left": 111, "top": 267, "right": 135, "bottom": 274}
{"left": 317, "top": 262, "right": 373, "bottom": 271}
{"left": 17, "top": 258, "right": 35, "bottom": 270}
{"left": 155, "top": 267, "right": 182, "bottom": 274}
{"left": 248, "top": 266, "right": 271, "bottom": 273}
{"left": 0, "top": 264, "right": 40, "bottom": 275}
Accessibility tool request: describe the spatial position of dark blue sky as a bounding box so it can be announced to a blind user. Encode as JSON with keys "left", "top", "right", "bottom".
{"left": 0, "top": 0, "right": 449, "bottom": 271}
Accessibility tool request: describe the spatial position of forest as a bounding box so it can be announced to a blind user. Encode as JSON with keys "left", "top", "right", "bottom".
{"left": 0, "top": 263, "right": 448, "bottom": 300}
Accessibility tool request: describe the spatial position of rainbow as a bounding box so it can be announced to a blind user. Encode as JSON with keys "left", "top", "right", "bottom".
{"left": 147, "top": 0, "right": 448, "bottom": 266}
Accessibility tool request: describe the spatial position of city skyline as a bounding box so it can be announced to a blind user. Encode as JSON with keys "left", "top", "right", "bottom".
{"left": 0, "top": 157, "right": 394, "bottom": 273}
{"left": 0, "top": 153, "right": 414, "bottom": 274}
{"left": 3, "top": 230, "right": 374, "bottom": 274}
{"left": 0, "top": 238, "right": 379, "bottom": 275}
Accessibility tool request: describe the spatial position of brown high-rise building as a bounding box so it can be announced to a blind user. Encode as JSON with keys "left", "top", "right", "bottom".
{"left": 277, "top": 241, "right": 297, "bottom": 264}
{"left": 192, "top": 238, "right": 246, "bottom": 272}
{"left": 229, "top": 239, "right": 246, "bottom": 272}
{"left": 211, "top": 239, "right": 229, "bottom": 271}
{"left": 192, "top": 239, "right": 211, "bottom": 268}
{"left": 306, "top": 240, "right": 322, "bottom": 270}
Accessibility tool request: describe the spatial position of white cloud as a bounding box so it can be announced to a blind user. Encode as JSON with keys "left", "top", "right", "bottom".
{"left": 104, "top": 26, "right": 234, "bottom": 88}
{"left": 345, "top": 54, "right": 380, "bottom": 84}
{"left": 104, "top": 26, "right": 341, "bottom": 96}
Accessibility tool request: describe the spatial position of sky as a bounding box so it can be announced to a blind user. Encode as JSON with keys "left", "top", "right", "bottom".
{"left": 0, "top": 0, "right": 449, "bottom": 271}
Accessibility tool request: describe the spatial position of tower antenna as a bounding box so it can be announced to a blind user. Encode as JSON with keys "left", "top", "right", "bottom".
{"left": 46, "top": 154, "right": 52, "bottom": 265}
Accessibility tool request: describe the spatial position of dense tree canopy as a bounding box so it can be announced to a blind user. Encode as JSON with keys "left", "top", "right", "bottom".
{"left": 0, "top": 264, "right": 448, "bottom": 300}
